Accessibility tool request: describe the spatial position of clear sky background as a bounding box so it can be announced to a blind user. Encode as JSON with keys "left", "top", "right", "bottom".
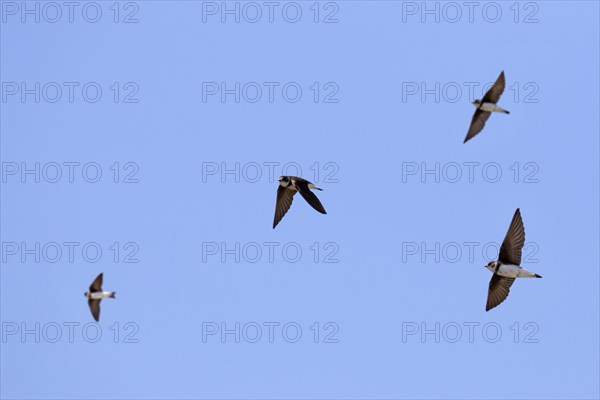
{"left": 1, "top": 1, "right": 599, "bottom": 399}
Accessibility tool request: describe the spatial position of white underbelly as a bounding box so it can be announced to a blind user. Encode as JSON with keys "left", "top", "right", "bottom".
{"left": 90, "top": 291, "right": 112, "bottom": 299}
{"left": 498, "top": 264, "right": 538, "bottom": 278}
{"left": 480, "top": 102, "right": 498, "bottom": 112}
{"left": 497, "top": 264, "right": 522, "bottom": 278}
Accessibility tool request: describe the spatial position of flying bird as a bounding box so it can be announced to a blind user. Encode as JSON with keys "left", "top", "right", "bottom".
{"left": 84, "top": 273, "right": 116, "bottom": 321}
{"left": 273, "top": 176, "right": 327, "bottom": 228}
{"left": 484, "top": 208, "right": 542, "bottom": 311}
{"left": 464, "top": 71, "right": 510, "bottom": 143}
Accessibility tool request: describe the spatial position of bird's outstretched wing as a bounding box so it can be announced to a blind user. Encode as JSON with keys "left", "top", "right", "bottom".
{"left": 482, "top": 70, "right": 506, "bottom": 104}
{"left": 88, "top": 299, "right": 101, "bottom": 322}
{"left": 295, "top": 180, "right": 327, "bottom": 214}
{"left": 499, "top": 208, "right": 526, "bottom": 265}
{"left": 273, "top": 186, "right": 296, "bottom": 229}
{"left": 464, "top": 109, "right": 491, "bottom": 143}
{"left": 89, "top": 273, "right": 103, "bottom": 292}
{"left": 486, "top": 274, "right": 516, "bottom": 311}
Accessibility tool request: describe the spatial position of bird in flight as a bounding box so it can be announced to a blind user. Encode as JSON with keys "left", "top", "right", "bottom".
{"left": 84, "top": 273, "right": 116, "bottom": 321}
{"left": 484, "top": 208, "right": 542, "bottom": 311}
{"left": 464, "top": 70, "right": 510, "bottom": 143}
{"left": 273, "top": 176, "right": 327, "bottom": 229}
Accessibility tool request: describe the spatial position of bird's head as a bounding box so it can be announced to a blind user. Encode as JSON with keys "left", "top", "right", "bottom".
{"left": 485, "top": 261, "right": 498, "bottom": 272}
{"left": 278, "top": 176, "right": 290, "bottom": 187}
{"left": 472, "top": 99, "right": 481, "bottom": 106}
{"left": 84, "top": 291, "right": 89, "bottom": 297}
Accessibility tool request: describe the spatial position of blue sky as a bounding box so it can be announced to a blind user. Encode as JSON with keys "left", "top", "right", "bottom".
{"left": 1, "top": 1, "right": 599, "bottom": 399}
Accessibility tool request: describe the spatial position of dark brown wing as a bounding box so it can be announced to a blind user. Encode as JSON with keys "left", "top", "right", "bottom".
{"left": 464, "top": 109, "right": 491, "bottom": 143}
{"left": 89, "top": 273, "right": 103, "bottom": 292}
{"left": 499, "top": 208, "right": 525, "bottom": 265}
{"left": 295, "top": 180, "right": 327, "bottom": 215}
{"left": 88, "top": 299, "right": 101, "bottom": 322}
{"left": 482, "top": 71, "right": 506, "bottom": 104}
{"left": 486, "top": 274, "right": 516, "bottom": 311}
{"left": 273, "top": 186, "right": 296, "bottom": 229}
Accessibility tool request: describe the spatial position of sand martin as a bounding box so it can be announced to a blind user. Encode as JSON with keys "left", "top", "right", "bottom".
{"left": 273, "top": 176, "right": 327, "bottom": 228}
{"left": 464, "top": 71, "right": 510, "bottom": 143}
{"left": 84, "top": 273, "right": 116, "bottom": 322}
{"left": 484, "top": 208, "right": 541, "bottom": 311}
